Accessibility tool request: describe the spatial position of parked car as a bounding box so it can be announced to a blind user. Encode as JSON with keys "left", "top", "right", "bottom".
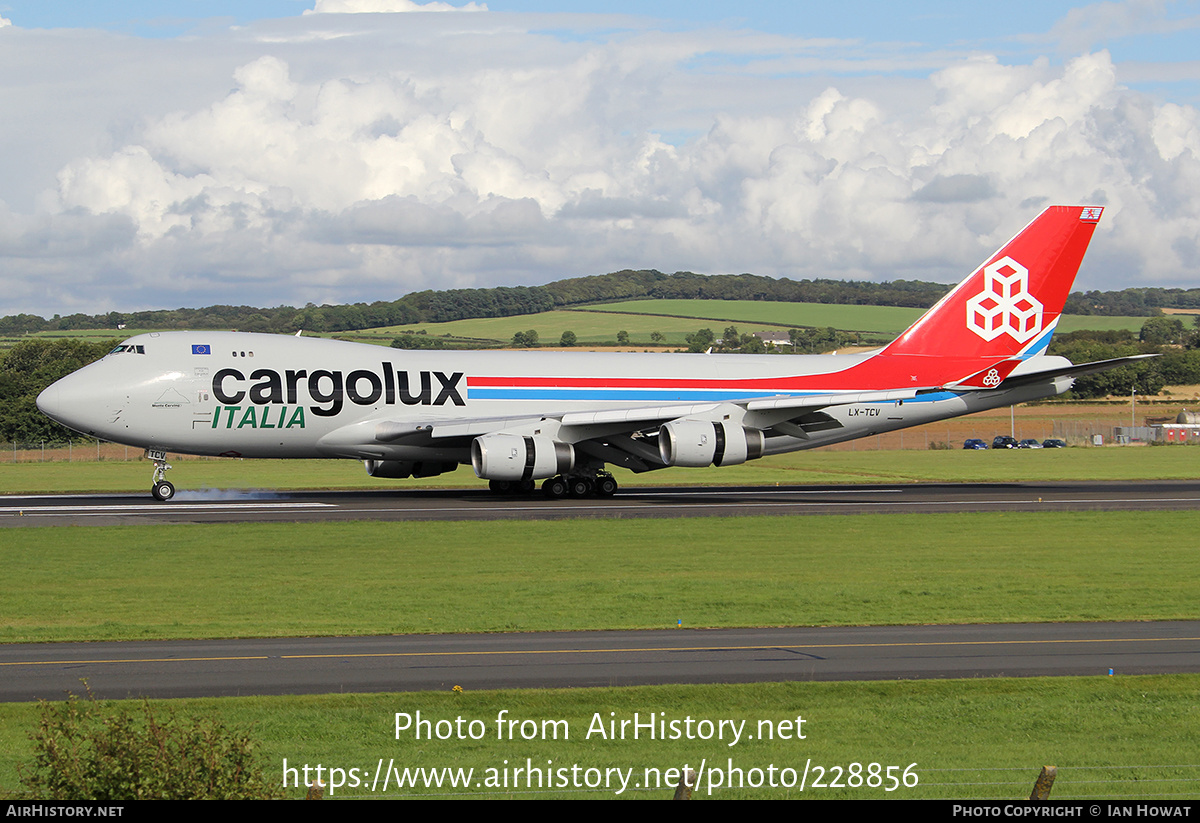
{"left": 1017, "top": 439, "right": 1043, "bottom": 449}
{"left": 992, "top": 435, "right": 1019, "bottom": 449}
{"left": 963, "top": 438, "right": 988, "bottom": 450}
{"left": 1042, "top": 439, "right": 1066, "bottom": 448}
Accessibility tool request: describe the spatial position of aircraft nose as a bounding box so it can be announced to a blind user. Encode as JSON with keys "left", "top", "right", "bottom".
{"left": 37, "top": 369, "right": 105, "bottom": 435}
{"left": 35, "top": 382, "right": 63, "bottom": 420}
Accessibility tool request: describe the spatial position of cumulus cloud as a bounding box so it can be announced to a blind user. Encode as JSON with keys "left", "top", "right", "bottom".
{"left": 3, "top": 10, "right": 1200, "bottom": 314}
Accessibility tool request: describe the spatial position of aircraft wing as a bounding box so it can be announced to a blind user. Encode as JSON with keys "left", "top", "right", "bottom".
{"left": 317, "top": 388, "right": 926, "bottom": 459}
{"left": 372, "top": 388, "right": 923, "bottom": 441}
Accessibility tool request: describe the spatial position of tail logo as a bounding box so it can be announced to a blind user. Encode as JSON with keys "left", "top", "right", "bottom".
{"left": 965, "top": 256, "right": 1044, "bottom": 343}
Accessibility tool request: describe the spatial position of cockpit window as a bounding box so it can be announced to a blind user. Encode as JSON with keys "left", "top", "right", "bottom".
{"left": 108, "top": 345, "right": 146, "bottom": 355}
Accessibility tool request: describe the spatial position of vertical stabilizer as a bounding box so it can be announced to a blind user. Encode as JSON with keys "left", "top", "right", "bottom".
{"left": 880, "top": 206, "right": 1103, "bottom": 377}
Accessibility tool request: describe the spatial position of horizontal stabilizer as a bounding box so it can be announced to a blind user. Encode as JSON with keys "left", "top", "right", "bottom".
{"left": 997, "top": 354, "right": 1159, "bottom": 389}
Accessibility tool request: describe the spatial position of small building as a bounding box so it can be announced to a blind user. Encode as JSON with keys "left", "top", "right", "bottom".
{"left": 1160, "top": 409, "right": 1200, "bottom": 443}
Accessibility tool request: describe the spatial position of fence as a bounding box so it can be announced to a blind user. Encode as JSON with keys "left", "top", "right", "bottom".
{"left": 2, "top": 441, "right": 222, "bottom": 463}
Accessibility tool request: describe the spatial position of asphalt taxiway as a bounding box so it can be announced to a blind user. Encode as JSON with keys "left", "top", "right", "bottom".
{"left": 3, "top": 622, "right": 1197, "bottom": 702}
{"left": 4, "top": 479, "right": 1200, "bottom": 526}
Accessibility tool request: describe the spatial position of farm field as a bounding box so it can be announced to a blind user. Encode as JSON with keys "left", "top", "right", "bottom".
{"left": 579, "top": 299, "right": 1151, "bottom": 336}
{"left": 340, "top": 309, "right": 788, "bottom": 347}
{"left": 326, "top": 302, "right": 1154, "bottom": 348}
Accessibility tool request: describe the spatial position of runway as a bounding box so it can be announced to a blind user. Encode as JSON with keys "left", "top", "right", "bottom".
{"left": 4, "top": 479, "right": 1200, "bottom": 526}
{"left": 3, "top": 622, "right": 1197, "bottom": 702}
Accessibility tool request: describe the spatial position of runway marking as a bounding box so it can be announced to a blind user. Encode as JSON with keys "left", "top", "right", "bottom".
{"left": 277, "top": 634, "right": 1200, "bottom": 659}
{"left": 321, "top": 497, "right": 1200, "bottom": 517}
{"left": 0, "top": 502, "right": 334, "bottom": 515}
{"left": 6, "top": 635, "right": 1197, "bottom": 668}
{"left": 2, "top": 655, "right": 272, "bottom": 666}
{"left": 5, "top": 490, "right": 1200, "bottom": 521}
{"left": 622, "top": 489, "right": 906, "bottom": 496}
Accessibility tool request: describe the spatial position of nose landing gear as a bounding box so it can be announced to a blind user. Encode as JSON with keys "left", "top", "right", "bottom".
{"left": 146, "top": 449, "right": 175, "bottom": 501}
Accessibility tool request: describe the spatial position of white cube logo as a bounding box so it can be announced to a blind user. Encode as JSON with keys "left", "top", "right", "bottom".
{"left": 965, "top": 256, "right": 1043, "bottom": 343}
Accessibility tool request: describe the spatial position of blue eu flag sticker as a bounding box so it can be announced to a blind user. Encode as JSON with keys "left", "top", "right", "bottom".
{"left": 191, "top": 344, "right": 211, "bottom": 355}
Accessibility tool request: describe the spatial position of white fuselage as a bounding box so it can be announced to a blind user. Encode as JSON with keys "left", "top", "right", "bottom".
{"left": 37, "top": 331, "right": 1071, "bottom": 466}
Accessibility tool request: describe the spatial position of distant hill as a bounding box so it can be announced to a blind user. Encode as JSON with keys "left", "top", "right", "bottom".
{"left": 1, "top": 268, "right": 1183, "bottom": 338}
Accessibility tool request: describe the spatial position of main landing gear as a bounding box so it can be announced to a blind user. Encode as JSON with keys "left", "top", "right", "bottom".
{"left": 147, "top": 449, "right": 175, "bottom": 501}
{"left": 542, "top": 472, "right": 618, "bottom": 499}
{"left": 487, "top": 472, "right": 618, "bottom": 499}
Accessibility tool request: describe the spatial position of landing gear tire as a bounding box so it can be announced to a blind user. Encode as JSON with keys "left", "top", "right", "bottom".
{"left": 568, "top": 476, "right": 594, "bottom": 498}
{"left": 152, "top": 480, "right": 175, "bottom": 502}
{"left": 147, "top": 449, "right": 175, "bottom": 502}
{"left": 489, "top": 479, "right": 513, "bottom": 494}
{"left": 542, "top": 476, "right": 568, "bottom": 499}
{"left": 596, "top": 476, "right": 618, "bottom": 497}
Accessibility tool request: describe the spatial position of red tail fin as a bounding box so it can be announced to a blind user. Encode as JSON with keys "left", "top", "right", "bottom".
{"left": 880, "top": 206, "right": 1103, "bottom": 377}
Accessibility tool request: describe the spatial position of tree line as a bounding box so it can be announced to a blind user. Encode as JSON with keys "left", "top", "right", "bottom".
{"left": 7, "top": 270, "right": 1192, "bottom": 338}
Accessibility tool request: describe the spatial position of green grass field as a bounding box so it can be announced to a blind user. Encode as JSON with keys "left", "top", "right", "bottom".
{"left": 2, "top": 445, "right": 1197, "bottom": 494}
{"left": 2, "top": 676, "right": 1196, "bottom": 799}
{"left": 3, "top": 511, "right": 1198, "bottom": 643}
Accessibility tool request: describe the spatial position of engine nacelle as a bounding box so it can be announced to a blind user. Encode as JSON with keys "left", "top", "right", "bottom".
{"left": 471, "top": 433, "right": 574, "bottom": 481}
{"left": 658, "top": 419, "right": 765, "bottom": 467}
{"left": 364, "top": 459, "right": 458, "bottom": 479}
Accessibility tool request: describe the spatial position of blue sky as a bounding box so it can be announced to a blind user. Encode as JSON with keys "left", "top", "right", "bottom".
{"left": 1, "top": 1, "right": 1198, "bottom": 314}
{"left": 5, "top": 1, "right": 1197, "bottom": 65}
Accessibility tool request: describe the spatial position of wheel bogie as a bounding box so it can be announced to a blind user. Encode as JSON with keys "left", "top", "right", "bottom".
{"left": 539, "top": 472, "right": 618, "bottom": 500}
{"left": 542, "top": 476, "right": 568, "bottom": 499}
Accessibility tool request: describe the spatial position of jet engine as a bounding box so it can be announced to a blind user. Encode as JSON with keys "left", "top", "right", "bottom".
{"left": 658, "top": 419, "right": 765, "bottom": 467}
{"left": 471, "top": 433, "right": 575, "bottom": 481}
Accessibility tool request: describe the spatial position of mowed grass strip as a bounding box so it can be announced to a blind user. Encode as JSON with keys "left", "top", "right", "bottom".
{"left": 1, "top": 675, "right": 1196, "bottom": 799}
{"left": 3, "top": 445, "right": 1199, "bottom": 494}
{"left": 3, "top": 511, "right": 1198, "bottom": 643}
